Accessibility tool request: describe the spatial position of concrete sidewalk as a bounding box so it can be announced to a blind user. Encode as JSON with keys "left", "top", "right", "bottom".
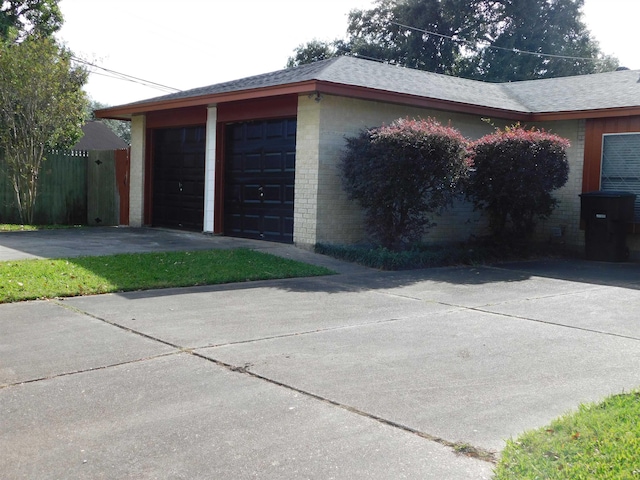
{"left": 1, "top": 228, "right": 640, "bottom": 478}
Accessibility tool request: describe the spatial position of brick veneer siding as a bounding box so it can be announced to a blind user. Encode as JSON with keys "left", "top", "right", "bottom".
{"left": 129, "top": 114, "right": 146, "bottom": 227}
{"left": 528, "top": 119, "right": 585, "bottom": 249}
{"left": 295, "top": 94, "right": 586, "bottom": 250}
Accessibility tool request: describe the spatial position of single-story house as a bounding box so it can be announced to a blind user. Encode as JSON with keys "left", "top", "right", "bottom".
{"left": 96, "top": 56, "right": 640, "bottom": 254}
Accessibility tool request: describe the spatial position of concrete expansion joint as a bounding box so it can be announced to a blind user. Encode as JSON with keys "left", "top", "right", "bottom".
{"left": 52, "top": 299, "right": 183, "bottom": 350}
{"left": 185, "top": 316, "right": 426, "bottom": 351}
{"left": 468, "top": 306, "right": 640, "bottom": 342}
{"left": 189, "top": 350, "right": 498, "bottom": 465}
{"left": 0, "top": 351, "right": 180, "bottom": 390}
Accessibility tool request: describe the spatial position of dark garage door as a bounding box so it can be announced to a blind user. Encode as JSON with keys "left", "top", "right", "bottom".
{"left": 152, "top": 126, "right": 205, "bottom": 230}
{"left": 224, "top": 119, "right": 296, "bottom": 243}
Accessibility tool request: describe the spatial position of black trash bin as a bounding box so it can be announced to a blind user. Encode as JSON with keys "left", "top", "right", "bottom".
{"left": 580, "top": 191, "right": 637, "bottom": 262}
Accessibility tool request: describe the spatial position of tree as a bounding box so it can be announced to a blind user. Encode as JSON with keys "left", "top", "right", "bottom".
{"left": 457, "top": 0, "right": 618, "bottom": 81}
{"left": 467, "top": 124, "right": 569, "bottom": 239}
{"left": 0, "top": 0, "right": 63, "bottom": 41}
{"left": 341, "top": 117, "right": 469, "bottom": 249}
{"left": 345, "top": 0, "right": 489, "bottom": 75}
{"left": 0, "top": 36, "right": 88, "bottom": 224}
{"left": 286, "top": 39, "right": 339, "bottom": 68}
{"left": 287, "top": 0, "right": 618, "bottom": 80}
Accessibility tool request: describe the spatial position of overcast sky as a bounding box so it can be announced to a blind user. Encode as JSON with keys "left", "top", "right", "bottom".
{"left": 56, "top": 0, "right": 638, "bottom": 107}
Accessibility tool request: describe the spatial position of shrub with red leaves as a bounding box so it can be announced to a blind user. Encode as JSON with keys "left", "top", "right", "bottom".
{"left": 341, "top": 117, "right": 470, "bottom": 250}
{"left": 468, "top": 124, "right": 570, "bottom": 239}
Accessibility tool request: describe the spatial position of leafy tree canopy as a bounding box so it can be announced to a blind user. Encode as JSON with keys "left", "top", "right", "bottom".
{"left": 287, "top": 0, "right": 618, "bottom": 81}
{"left": 286, "top": 39, "right": 340, "bottom": 68}
{"left": 0, "top": 35, "right": 88, "bottom": 223}
{"left": 0, "top": 0, "right": 63, "bottom": 41}
{"left": 457, "top": 0, "right": 618, "bottom": 81}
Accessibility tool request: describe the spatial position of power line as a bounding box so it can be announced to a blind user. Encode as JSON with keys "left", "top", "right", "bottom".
{"left": 70, "top": 56, "right": 182, "bottom": 94}
{"left": 390, "top": 21, "right": 605, "bottom": 62}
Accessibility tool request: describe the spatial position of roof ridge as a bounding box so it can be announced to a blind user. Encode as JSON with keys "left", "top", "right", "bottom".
{"left": 96, "top": 55, "right": 640, "bottom": 119}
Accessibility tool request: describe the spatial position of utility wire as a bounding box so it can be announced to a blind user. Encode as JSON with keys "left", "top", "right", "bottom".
{"left": 70, "top": 56, "right": 181, "bottom": 93}
{"left": 390, "top": 21, "right": 605, "bottom": 62}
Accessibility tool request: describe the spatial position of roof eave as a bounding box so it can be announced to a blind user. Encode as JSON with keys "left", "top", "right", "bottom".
{"left": 94, "top": 78, "right": 640, "bottom": 123}
{"left": 95, "top": 80, "right": 322, "bottom": 120}
{"left": 314, "top": 81, "right": 530, "bottom": 121}
{"left": 95, "top": 79, "right": 532, "bottom": 122}
{"left": 531, "top": 106, "right": 640, "bottom": 121}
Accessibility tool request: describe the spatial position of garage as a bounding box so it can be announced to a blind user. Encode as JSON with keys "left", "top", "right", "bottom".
{"left": 152, "top": 126, "right": 206, "bottom": 231}
{"left": 224, "top": 119, "right": 296, "bottom": 243}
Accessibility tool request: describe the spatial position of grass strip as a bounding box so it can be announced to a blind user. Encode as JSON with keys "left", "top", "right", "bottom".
{"left": 495, "top": 391, "right": 640, "bottom": 479}
{"left": 0, "top": 224, "right": 83, "bottom": 232}
{"left": 0, "top": 248, "right": 335, "bottom": 303}
{"left": 0, "top": 224, "right": 40, "bottom": 232}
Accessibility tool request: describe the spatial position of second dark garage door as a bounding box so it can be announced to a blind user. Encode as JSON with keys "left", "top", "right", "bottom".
{"left": 224, "top": 119, "right": 296, "bottom": 243}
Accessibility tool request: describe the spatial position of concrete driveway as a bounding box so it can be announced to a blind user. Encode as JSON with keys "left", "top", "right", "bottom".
{"left": 1, "top": 228, "right": 640, "bottom": 479}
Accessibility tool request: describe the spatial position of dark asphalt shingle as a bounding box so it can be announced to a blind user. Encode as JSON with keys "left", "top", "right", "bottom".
{"left": 114, "top": 56, "right": 640, "bottom": 115}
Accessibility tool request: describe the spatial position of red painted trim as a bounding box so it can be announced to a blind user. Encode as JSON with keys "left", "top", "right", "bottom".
{"left": 217, "top": 96, "right": 298, "bottom": 123}
{"left": 114, "top": 148, "right": 130, "bottom": 225}
{"left": 96, "top": 78, "right": 640, "bottom": 124}
{"left": 96, "top": 82, "right": 318, "bottom": 119}
{"left": 583, "top": 116, "right": 640, "bottom": 193}
{"left": 144, "top": 130, "right": 154, "bottom": 225}
{"left": 314, "top": 81, "right": 528, "bottom": 121}
{"left": 146, "top": 106, "right": 207, "bottom": 129}
{"left": 532, "top": 106, "right": 640, "bottom": 122}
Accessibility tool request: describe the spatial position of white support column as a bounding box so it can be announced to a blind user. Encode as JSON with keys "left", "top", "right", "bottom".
{"left": 129, "top": 114, "right": 146, "bottom": 227}
{"left": 203, "top": 105, "right": 218, "bottom": 233}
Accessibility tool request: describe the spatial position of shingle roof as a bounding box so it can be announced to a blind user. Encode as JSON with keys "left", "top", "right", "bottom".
{"left": 105, "top": 56, "right": 640, "bottom": 116}
{"left": 501, "top": 69, "right": 640, "bottom": 113}
{"left": 72, "top": 121, "right": 129, "bottom": 150}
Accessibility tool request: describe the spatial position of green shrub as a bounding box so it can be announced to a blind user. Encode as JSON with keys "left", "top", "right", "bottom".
{"left": 341, "top": 117, "right": 469, "bottom": 250}
{"left": 468, "top": 124, "right": 570, "bottom": 239}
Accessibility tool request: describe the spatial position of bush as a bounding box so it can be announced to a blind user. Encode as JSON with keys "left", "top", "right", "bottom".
{"left": 468, "top": 125, "right": 570, "bottom": 239}
{"left": 341, "top": 118, "right": 469, "bottom": 250}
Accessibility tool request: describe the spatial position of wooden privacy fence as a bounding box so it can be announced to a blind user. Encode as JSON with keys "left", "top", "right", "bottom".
{"left": 0, "top": 149, "right": 130, "bottom": 226}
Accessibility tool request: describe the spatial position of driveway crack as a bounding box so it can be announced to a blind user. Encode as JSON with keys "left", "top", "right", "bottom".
{"left": 189, "top": 350, "right": 498, "bottom": 464}
{"left": 0, "top": 351, "right": 180, "bottom": 389}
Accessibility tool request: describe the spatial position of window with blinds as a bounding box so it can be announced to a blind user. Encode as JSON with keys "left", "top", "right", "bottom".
{"left": 601, "top": 133, "right": 640, "bottom": 221}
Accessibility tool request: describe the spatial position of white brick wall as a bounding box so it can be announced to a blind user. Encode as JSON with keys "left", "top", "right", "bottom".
{"left": 204, "top": 106, "right": 217, "bottom": 233}
{"left": 314, "top": 94, "right": 500, "bottom": 245}
{"left": 531, "top": 119, "right": 585, "bottom": 249}
{"left": 293, "top": 95, "right": 321, "bottom": 246}
{"left": 129, "top": 114, "right": 146, "bottom": 227}
{"left": 295, "top": 94, "right": 586, "bottom": 249}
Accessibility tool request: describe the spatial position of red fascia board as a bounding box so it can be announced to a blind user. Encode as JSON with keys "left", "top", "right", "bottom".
{"left": 531, "top": 106, "right": 640, "bottom": 122}
{"left": 95, "top": 81, "right": 320, "bottom": 120}
{"left": 314, "top": 81, "right": 531, "bottom": 121}
{"left": 94, "top": 78, "right": 640, "bottom": 123}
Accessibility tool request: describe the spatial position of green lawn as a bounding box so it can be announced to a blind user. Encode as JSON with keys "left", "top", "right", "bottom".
{"left": 0, "top": 224, "right": 40, "bottom": 232}
{"left": 0, "top": 249, "right": 334, "bottom": 303}
{"left": 0, "top": 224, "right": 84, "bottom": 231}
{"left": 495, "top": 391, "right": 640, "bottom": 479}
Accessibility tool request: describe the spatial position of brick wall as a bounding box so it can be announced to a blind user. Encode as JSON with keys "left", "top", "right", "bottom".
{"left": 529, "top": 119, "right": 585, "bottom": 250}
{"left": 294, "top": 94, "right": 585, "bottom": 250}
{"left": 129, "top": 114, "right": 146, "bottom": 227}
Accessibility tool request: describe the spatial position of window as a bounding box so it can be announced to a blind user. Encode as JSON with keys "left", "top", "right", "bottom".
{"left": 601, "top": 133, "right": 640, "bottom": 221}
